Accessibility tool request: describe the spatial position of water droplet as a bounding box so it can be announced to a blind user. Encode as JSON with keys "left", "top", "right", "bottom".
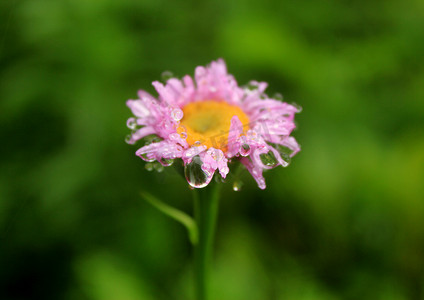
{"left": 267, "top": 143, "right": 293, "bottom": 166}
{"left": 140, "top": 153, "right": 155, "bottom": 162}
{"left": 273, "top": 93, "right": 283, "bottom": 101}
{"left": 160, "top": 158, "right": 174, "bottom": 167}
{"left": 214, "top": 175, "right": 225, "bottom": 183}
{"left": 194, "top": 141, "right": 202, "bottom": 147}
{"left": 184, "top": 156, "right": 212, "bottom": 188}
{"left": 161, "top": 71, "right": 174, "bottom": 81}
{"left": 245, "top": 82, "right": 259, "bottom": 91}
{"left": 125, "top": 134, "right": 132, "bottom": 144}
{"left": 169, "top": 133, "right": 180, "bottom": 141}
{"left": 145, "top": 163, "right": 154, "bottom": 171}
{"left": 142, "top": 135, "right": 162, "bottom": 146}
{"left": 233, "top": 180, "right": 243, "bottom": 192}
{"left": 291, "top": 102, "right": 303, "bottom": 113}
{"left": 126, "top": 118, "right": 137, "bottom": 130}
{"left": 154, "top": 163, "right": 164, "bottom": 172}
{"left": 239, "top": 143, "right": 251, "bottom": 156}
{"left": 171, "top": 108, "right": 183, "bottom": 121}
{"left": 276, "top": 146, "right": 292, "bottom": 165}
{"left": 260, "top": 151, "right": 278, "bottom": 167}
{"left": 177, "top": 125, "right": 188, "bottom": 139}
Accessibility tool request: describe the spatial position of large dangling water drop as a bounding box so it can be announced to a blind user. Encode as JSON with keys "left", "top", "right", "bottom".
{"left": 260, "top": 151, "right": 278, "bottom": 167}
{"left": 184, "top": 156, "right": 213, "bottom": 188}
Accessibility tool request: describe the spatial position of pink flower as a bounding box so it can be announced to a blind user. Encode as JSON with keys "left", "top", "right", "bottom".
{"left": 126, "top": 59, "right": 300, "bottom": 189}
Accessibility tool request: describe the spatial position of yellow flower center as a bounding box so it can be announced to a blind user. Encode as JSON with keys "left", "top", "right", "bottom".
{"left": 179, "top": 100, "right": 250, "bottom": 150}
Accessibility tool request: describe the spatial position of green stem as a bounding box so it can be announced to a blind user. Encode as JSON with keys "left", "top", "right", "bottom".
{"left": 193, "top": 183, "right": 221, "bottom": 300}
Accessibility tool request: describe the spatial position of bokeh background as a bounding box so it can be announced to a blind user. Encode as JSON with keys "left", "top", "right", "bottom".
{"left": 1, "top": 0, "right": 424, "bottom": 299}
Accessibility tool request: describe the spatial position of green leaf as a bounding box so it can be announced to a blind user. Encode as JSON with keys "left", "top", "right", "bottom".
{"left": 140, "top": 191, "right": 198, "bottom": 245}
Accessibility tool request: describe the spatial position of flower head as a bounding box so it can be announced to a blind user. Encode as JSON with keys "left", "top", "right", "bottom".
{"left": 126, "top": 59, "right": 300, "bottom": 189}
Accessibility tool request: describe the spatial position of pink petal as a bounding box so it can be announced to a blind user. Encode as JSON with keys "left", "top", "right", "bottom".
{"left": 241, "top": 157, "right": 266, "bottom": 190}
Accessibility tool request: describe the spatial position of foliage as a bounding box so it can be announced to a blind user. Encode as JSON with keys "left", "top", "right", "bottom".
{"left": 1, "top": 0, "right": 423, "bottom": 299}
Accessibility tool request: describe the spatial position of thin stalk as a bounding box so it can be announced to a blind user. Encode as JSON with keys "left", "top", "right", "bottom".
{"left": 193, "top": 183, "right": 221, "bottom": 300}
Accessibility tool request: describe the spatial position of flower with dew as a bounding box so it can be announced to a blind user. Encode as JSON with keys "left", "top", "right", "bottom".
{"left": 126, "top": 59, "right": 300, "bottom": 189}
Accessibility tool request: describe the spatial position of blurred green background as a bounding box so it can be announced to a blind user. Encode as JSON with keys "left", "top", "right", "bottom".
{"left": 1, "top": 0, "right": 424, "bottom": 299}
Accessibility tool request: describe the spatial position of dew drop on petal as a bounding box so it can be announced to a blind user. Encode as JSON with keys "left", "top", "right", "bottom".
{"left": 269, "top": 143, "right": 293, "bottom": 167}
{"left": 184, "top": 156, "right": 212, "bottom": 188}
{"left": 178, "top": 125, "right": 188, "bottom": 139}
{"left": 127, "top": 118, "right": 137, "bottom": 130}
{"left": 291, "top": 102, "right": 303, "bottom": 113}
{"left": 160, "top": 158, "right": 174, "bottom": 167}
{"left": 239, "top": 144, "right": 251, "bottom": 156}
{"left": 161, "top": 70, "right": 174, "bottom": 81}
{"left": 273, "top": 93, "right": 283, "bottom": 101}
{"left": 169, "top": 133, "right": 180, "bottom": 141}
{"left": 276, "top": 146, "right": 293, "bottom": 166}
{"left": 140, "top": 153, "right": 155, "bottom": 162}
{"left": 260, "top": 151, "right": 278, "bottom": 167}
{"left": 245, "top": 82, "right": 259, "bottom": 91}
{"left": 194, "top": 141, "right": 202, "bottom": 147}
{"left": 125, "top": 134, "right": 132, "bottom": 144}
{"left": 171, "top": 108, "right": 183, "bottom": 121}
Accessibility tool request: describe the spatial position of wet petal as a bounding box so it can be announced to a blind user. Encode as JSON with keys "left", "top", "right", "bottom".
{"left": 241, "top": 157, "right": 266, "bottom": 190}
{"left": 227, "top": 115, "right": 244, "bottom": 157}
